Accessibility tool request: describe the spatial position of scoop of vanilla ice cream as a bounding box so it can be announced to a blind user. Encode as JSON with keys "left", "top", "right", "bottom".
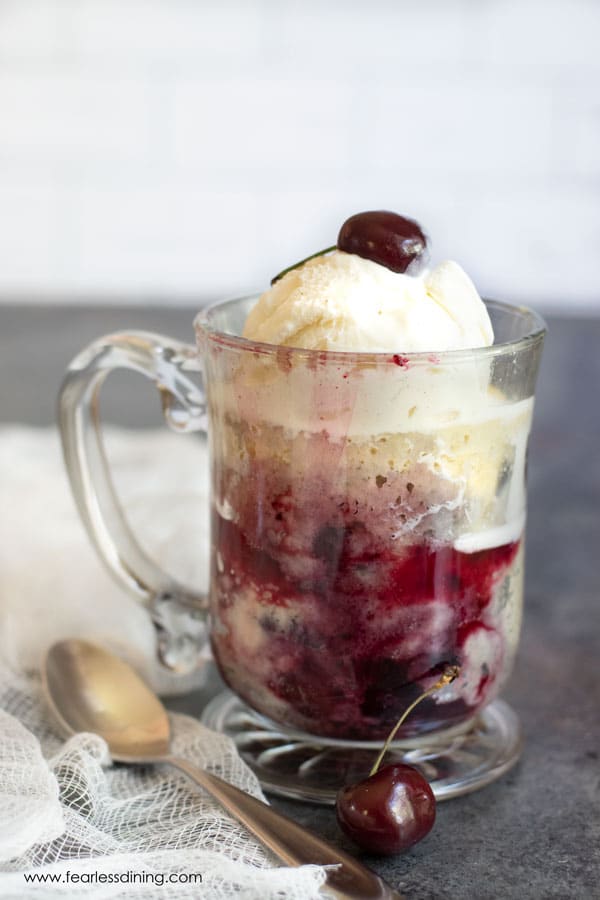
{"left": 243, "top": 250, "right": 493, "bottom": 352}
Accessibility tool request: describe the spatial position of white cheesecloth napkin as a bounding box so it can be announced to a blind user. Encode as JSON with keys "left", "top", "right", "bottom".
{"left": 0, "top": 425, "right": 327, "bottom": 899}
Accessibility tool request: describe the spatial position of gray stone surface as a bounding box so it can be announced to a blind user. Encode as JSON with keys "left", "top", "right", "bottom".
{"left": 1, "top": 304, "right": 599, "bottom": 899}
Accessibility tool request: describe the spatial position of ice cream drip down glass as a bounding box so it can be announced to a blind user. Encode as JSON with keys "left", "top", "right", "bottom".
{"left": 59, "top": 294, "right": 545, "bottom": 804}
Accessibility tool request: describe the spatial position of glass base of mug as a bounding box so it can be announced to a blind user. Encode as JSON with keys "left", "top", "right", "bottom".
{"left": 201, "top": 690, "right": 522, "bottom": 805}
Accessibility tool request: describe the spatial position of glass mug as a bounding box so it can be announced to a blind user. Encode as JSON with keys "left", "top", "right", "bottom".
{"left": 59, "top": 296, "right": 545, "bottom": 802}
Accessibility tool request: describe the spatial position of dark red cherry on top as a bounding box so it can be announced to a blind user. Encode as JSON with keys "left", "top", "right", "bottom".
{"left": 337, "top": 210, "right": 428, "bottom": 274}
{"left": 336, "top": 763, "right": 436, "bottom": 855}
{"left": 270, "top": 210, "right": 428, "bottom": 284}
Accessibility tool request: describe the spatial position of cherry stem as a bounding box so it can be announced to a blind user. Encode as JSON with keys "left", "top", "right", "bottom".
{"left": 369, "top": 665, "right": 460, "bottom": 777}
{"left": 270, "top": 245, "right": 337, "bottom": 285}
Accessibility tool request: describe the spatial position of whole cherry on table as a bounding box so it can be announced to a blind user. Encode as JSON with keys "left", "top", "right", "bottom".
{"left": 335, "top": 665, "right": 460, "bottom": 855}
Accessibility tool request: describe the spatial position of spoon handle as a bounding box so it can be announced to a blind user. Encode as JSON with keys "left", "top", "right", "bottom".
{"left": 165, "top": 755, "right": 403, "bottom": 900}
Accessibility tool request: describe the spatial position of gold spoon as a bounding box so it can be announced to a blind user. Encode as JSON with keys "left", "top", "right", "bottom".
{"left": 43, "top": 639, "right": 403, "bottom": 900}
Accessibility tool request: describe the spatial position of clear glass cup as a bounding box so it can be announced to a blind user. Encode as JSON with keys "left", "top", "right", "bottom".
{"left": 59, "top": 296, "right": 545, "bottom": 802}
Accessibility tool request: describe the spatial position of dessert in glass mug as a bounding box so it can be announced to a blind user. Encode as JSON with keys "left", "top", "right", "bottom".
{"left": 60, "top": 211, "right": 545, "bottom": 746}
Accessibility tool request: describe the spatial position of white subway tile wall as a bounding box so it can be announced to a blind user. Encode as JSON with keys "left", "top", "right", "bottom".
{"left": 0, "top": 0, "right": 598, "bottom": 310}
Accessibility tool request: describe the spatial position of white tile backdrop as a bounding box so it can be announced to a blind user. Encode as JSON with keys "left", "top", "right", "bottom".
{"left": 0, "top": 0, "right": 598, "bottom": 311}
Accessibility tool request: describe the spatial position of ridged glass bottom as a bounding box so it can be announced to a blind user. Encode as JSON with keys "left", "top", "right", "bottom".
{"left": 201, "top": 690, "right": 522, "bottom": 804}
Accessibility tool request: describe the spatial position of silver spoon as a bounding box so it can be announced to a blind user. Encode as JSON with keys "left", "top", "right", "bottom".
{"left": 43, "top": 639, "right": 403, "bottom": 900}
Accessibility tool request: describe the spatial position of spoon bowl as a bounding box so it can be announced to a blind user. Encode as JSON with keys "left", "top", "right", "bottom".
{"left": 44, "top": 640, "right": 170, "bottom": 759}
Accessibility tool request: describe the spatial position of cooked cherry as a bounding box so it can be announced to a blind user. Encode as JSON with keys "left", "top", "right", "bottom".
{"left": 337, "top": 210, "right": 427, "bottom": 274}
{"left": 336, "top": 763, "right": 435, "bottom": 855}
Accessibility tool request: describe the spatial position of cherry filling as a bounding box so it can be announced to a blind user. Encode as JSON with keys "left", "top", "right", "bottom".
{"left": 211, "top": 503, "right": 520, "bottom": 740}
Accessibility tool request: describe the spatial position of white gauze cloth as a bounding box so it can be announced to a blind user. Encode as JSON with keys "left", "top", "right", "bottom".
{"left": 0, "top": 426, "right": 327, "bottom": 899}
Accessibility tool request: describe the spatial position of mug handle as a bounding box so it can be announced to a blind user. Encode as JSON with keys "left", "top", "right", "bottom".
{"left": 58, "top": 331, "right": 209, "bottom": 674}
